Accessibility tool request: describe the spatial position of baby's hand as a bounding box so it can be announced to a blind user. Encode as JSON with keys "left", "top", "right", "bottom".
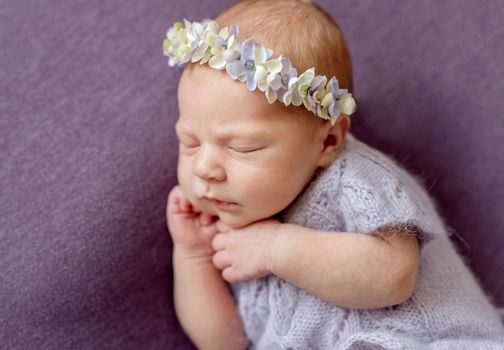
{"left": 166, "top": 185, "right": 219, "bottom": 257}
{"left": 211, "top": 218, "right": 282, "bottom": 282}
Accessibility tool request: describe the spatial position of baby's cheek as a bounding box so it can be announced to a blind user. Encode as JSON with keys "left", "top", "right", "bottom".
{"left": 176, "top": 155, "right": 192, "bottom": 180}
{"left": 176, "top": 161, "right": 193, "bottom": 198}
{"left": 240, "top": 179, "right": 283, "bottom": 211}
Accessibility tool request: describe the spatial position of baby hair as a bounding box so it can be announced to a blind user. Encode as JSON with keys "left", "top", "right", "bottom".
{"left": 215, "top": 0, "right": 353, "bottom": 93}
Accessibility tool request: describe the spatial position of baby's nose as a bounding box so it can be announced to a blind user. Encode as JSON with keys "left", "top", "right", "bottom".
{"left": 193, "top": 145, "right": 226, "bottom": 181}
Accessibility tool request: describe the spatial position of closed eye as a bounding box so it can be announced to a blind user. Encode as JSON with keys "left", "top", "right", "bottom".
{"left": 228, "top": 147, "right": 263, "bottom": 154}
{"left": 179, "top": 142, "right": 199, "bottom": 150}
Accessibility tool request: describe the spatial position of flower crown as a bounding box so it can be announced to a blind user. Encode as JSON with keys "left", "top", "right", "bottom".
{"left": 163, "top": 19, "right": 356, "bottom": 125}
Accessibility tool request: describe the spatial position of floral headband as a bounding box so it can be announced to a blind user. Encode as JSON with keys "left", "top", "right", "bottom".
{"left": 163, "top": 19, "right": 356, "bottom": 125}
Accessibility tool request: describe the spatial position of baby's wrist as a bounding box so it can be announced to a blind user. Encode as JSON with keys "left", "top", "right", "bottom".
{"left": 265, "top": 223, "right": 319, "bottom": 277}
{"left": 264, "top": 222, "right": 294, "bottom": 274}
{"left": 173, "top": 243, "right": 214, "bottom": 263}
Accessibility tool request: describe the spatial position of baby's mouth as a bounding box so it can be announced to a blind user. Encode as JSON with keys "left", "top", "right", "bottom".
{"left": 204, "top": 196, "right": 238, "bottom": 210}
{"left": 192, "top": 179, "right": 238, "bottom": 210}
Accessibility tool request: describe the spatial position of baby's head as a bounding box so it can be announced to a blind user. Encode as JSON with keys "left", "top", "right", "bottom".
{"left": 172, "top": 0, "right": 354, "bottom": 227}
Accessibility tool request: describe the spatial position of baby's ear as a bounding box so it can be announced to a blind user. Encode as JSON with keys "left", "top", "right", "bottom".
{"left": 317, "top": 114, "right": 351, "bottom": 168}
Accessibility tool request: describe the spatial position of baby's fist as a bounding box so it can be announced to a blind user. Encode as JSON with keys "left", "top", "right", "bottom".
{"left": 166, "top": 185, "right": 219, "bottom": 255}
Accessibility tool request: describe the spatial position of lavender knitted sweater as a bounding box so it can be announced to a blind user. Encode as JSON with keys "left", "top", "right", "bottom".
{"left": 231, "top": 133, "right": 504, "bottom": 349}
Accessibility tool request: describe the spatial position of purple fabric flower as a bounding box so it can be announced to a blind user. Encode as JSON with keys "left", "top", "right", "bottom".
{"left": 226, "top": 39, "right": 272, "bottom": 91}
{"left": 304, "top": 75, "right": 327, "bottom": 113}
{"left": 326, "top": 77, "right": 348, "bottom": 118}
{"left": 266, "top": 56, "right": 297, "bottom": 103}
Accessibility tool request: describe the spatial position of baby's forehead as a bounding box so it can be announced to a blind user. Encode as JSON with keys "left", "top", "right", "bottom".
{"left": 176, "top": 116, "right": 320, "bottom": 152}
{"left": 177, "top": 64, "right": 320, "bottom": 141}
{"left": 179, "top": 69, "right": 280, "bottom": 120}
{"left": 176, "top": 111, "right": 285, "bottom": 139}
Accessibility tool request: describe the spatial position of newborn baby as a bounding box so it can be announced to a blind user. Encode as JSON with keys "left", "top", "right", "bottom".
{"left": 164, "top": 0, "right": 504, "bottom": 349}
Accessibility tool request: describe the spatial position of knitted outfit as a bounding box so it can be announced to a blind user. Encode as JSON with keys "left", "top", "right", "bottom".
{"left": 231, "top": 133, "right": 504, "bottom": 349}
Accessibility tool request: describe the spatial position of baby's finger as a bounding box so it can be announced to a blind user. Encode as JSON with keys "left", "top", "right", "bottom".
{"left": 167, "top": 186, "right": 183, "bottom": 215}
{"left": 180, "top": 199, "right": 193, "bottom": 213}
{"left": 175, "top": 190, "right": 199, "bottom": 214}
{"left": 212, "top": 250, "right": 230, "bottom": 270}
{"left": 200, "top": 212, "right": 217, "bottom": 226}
{"left": 216, "top": 220, "right": 232, "bottom": 233}
{"left": 200, "top": 223, "right": 219, "bottom": 244}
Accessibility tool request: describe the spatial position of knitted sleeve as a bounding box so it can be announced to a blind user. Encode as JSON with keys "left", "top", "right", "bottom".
{"left": 337, "top": 142, "right": 448, "bottom": 251}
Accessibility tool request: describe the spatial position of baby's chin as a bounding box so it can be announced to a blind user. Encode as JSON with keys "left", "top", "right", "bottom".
{"left": 214, "top": 210, "right": 272, "bottom": 229}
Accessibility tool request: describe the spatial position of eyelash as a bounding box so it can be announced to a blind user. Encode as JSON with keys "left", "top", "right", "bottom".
{"left": 228, "top": 147, "right": 260, "bottom": 154}
{"left": 179, "top": 142, "right": 261, "bottom": 155}
{"left": 179, "top": 143, "right": 199, "bottom": 150}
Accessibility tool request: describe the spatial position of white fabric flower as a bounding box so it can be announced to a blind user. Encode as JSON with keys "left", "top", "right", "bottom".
{"left": 312, "top": 77, "right": 356, "bottom": 124}
{"left": 207, "top": 24, "right": 241, "bottom": 69}
{"left": 338, "top": 93, "right": 357, "bottom": 116}
{"left": 190, "top": 20, "right": 219, "bottom": 64}
{"left": 282, "top": 68, "right": 315, "bottom": 106}
{"left": 163, "top": 20, "right": 199, "bottom": 67}
{"left": 254, "top": 57, "right": 282, "bottom": 92}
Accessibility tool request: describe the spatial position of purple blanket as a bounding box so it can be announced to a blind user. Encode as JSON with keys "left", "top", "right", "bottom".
{"left": 1, "top": 0, "right": 502, "bottom": 349}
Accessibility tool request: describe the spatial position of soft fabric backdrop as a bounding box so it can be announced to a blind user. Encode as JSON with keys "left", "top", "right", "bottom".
{"left": 0, "top": 0, "right": 502, "bottom": 349}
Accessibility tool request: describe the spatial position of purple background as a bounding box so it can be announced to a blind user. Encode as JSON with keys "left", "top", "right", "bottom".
{"left": 0, "top": 0, "right": 502, "bottom": 349}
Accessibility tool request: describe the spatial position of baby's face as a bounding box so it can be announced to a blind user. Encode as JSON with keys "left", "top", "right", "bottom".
{"left": 176, "top": 65, "right": 323, "bottom": 228}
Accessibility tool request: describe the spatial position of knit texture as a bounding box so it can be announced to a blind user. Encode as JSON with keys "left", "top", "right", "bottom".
{"left": 231, "top": 133, "right": 504, "bottom": 349}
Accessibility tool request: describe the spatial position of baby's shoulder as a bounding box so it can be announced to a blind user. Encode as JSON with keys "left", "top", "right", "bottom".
{"left": 327, "top": 133, "right": 428, "bottom": 195}
{"left": 284, "top": 133, "right": 446, "bottom": 243}
{"left": 336, "top": 134, "right": 407, "bottom": 179}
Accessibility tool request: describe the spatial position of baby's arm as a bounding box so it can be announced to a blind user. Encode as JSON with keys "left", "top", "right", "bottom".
{"left": 267, "top": 223, "right": 420, "bottom": 309}
{"left": 167, "top": 186, "right": 248, "bottom": 350}
{"left": 173, "top": 248, "right": 248, "bottom": 350}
